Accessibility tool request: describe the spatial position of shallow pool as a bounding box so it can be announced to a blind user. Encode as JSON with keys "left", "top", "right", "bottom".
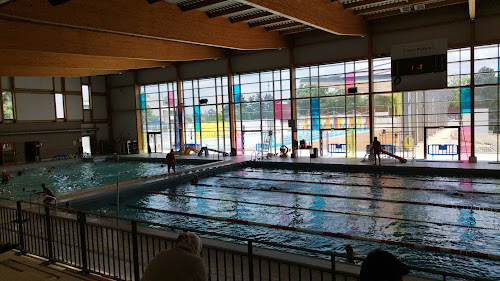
{"left": 0, "top": 160, "right": 195, "bottom": 199}
{"left": 76, "top": 168, "right": 500, "bottom": 279}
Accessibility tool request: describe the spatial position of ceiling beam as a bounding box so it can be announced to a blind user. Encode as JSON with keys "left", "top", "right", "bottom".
{"left": 469, "top": 0, "right": 475, "bottom": 20}
{"left": 344, "top": 0, "right": 384, "bottom": 10}
{"left": 0, "top": 19, "right": 227, "bottom": 61}
{"left": 249, "top": 17, "right": 288, "bottom": 28}
{"left": 266, "top": 22, "right": 303, "bottom": 32}
{"left": 364, "top": 0, "right": 468, "bottom": 20}
{"left": 355, "top": 0, "right": 431, "bottom": 15}
{"left": 238, "top": 0, "right": 367, "bottom": 36}
{"left": 0, "top": 0, "right": 288, "bottom": 50}
{"left": 206, "top": 4, "right": 254, "bottom": 18}
{"left": 279, "top": 26, "right": 309, "bottom": 35}
{"left": 179, "top": 0, "right": 228, "bottom": 12}
{"left": 0, "top": 50, "right": 173, "bottom": 70}
{"left": 0, "top": 66, "right": 122, "bottom": 77}
{"left": 230, "top": 11, "right": 272, "bottom": 23}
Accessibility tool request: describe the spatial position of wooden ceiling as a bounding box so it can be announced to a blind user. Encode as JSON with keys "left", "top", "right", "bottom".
{"left": 0, "top": 0, "right": 470, "bottom": 77}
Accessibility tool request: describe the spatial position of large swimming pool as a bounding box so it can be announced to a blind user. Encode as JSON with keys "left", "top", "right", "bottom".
{"left": 76, "top": 168, "right": 500, "bottom": 279}
{"left": 0, "top": 160, "right": 195, "bottom": 199}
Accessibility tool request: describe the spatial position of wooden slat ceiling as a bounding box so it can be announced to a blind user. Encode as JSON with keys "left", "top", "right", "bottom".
{"left": 168, "top": 0, "right": 469, "bottom": 35}
{"left": 0, "top": 0, "right": 471, "bottom": 77}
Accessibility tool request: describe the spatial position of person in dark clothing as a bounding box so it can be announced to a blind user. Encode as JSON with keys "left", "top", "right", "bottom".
{"left": 166, "top": 149, "right": 176, "bottom": 175}
{"left": 371, "top": 137, "right": 382, "bottom": 165}
{"left": 360, "top": 249, "right": 409, "bottom": 281}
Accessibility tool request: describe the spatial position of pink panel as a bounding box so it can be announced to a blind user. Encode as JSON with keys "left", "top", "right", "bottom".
{"left": 282, "top": 103, "right": 291, "bottom": 120}
{"left": 236, "top": 131, "right": 242, "bottom": 155}
{"left": 274, "top": 101, "right": 281, "bottom": 120}
{"left": 460, "top": 126, "right": 471, "bottom": 160}
{"left": 345, "top": 73, "right": 355, "bottom": 94}
{"left": 168, "top": 91, "right": 174, "bottom": 107}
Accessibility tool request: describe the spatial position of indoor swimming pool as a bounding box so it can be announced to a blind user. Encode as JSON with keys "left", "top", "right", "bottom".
{"left": 0, "top": 160, "right": 195, "bottom": 199}
{"left": 76, "top": 168, "right": 500, "bottom": 279}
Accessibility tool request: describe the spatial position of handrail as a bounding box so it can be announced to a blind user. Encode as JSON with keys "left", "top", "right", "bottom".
{"left": 0, "top": 197, "right": 496, "bottom": 281}
{"left": 250, "top": 150, "right": 257, "bottom": 161}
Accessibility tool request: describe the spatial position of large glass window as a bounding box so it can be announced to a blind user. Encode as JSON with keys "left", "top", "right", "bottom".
{"left": 139, "top": 82, "right": 178, "bottom": 152}
{"left": 295, "top": 60, "right": 370, "bottom": 158}
{"left": 233, "top": 69, "right": 291, "bottom": 155}
{"left": 2, "top": 91, "right": 13, "bottom": 120}
{"left": 182, "top": 77, "right": 229, "bottom": 153}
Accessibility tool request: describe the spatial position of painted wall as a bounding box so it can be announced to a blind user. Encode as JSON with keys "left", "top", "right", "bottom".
{"left": 0, "top": 75, "right": 110, "bottom": 163}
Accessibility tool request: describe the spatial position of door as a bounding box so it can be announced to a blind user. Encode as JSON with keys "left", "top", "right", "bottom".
{"left": 424, "top": 127, "right": 460, "bottom": 160}
{"left": 147, "top": 133, "right": 162, "bottom": 153}
{"left": 320, "top": 129, "right": 347, "bottom": 158}
{"left": 82, "top": 136, "right": 91, "bottom": 155}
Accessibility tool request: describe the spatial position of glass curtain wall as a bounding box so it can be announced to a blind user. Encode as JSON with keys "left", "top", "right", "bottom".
{"left": 373, "top": 48, "right": 472, "bottom": 161}
{"left": 233, "top": 69, "right": 291, "bottom": 155}
{"left": 295, "top": 61, "right": 370, "bottom": 158}
{"left": 139, "top": 82, "right": 178, "bottom": 153}
{"left": 474, "top": 44, "right": 500, "bottom": 161}
{"left": 182, "top": 77, "right": 230, "bottom": 153}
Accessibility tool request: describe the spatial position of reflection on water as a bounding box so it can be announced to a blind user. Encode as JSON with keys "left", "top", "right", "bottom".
{"left": 78, "top": 168, "right": 500, "bottom": 279}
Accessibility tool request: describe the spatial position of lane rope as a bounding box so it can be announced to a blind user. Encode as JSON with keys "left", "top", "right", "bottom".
{"left": 126, "top": 204, "right": 500, "bottom": 261}
{"left": 145, "top": 191, "right": 498, "bottom": 231}
{"left": 216, "top": 175, "right": 500, "bottom": 196}
{"left": 244, "top": 169, "right": 500, "bottom": 186}
{"left": 194, "top": 183, "right": 500, "bottom": 212}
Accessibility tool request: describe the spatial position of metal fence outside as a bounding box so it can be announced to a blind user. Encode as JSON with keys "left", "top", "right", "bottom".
{"left": 0, "top": 199, "right": 495, "bottom": 281}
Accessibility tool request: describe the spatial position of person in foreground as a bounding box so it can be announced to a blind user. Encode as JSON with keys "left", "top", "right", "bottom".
{"left": 140, "top": 232, "right": 207, "bottom": 281}
{"left": 360, "top": 249, "right": 409, "bottom": 281}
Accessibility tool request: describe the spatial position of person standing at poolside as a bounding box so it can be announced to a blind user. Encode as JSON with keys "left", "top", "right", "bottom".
{"left": 113, "top": 153, "right": 120, "bottom": 163}
{"left": 166, "top": 149, "right": 176, "bottom": 175}
{"left": 39, "top": 183, "right": 55, "bottom": 205}
{"left": 371, "top": 137, "right": 382, "bottom": 165}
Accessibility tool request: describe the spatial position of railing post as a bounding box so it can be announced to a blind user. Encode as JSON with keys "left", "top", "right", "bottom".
{"left": 131, "top": 221, "right": 140, "bottom": 281}
{"left": 77, "top": 212, "right": 89, "bottom": 274}
{"left": 44, "top": 205, "right": 55, "bottom": 263}
{"left": 248, "top": 241, "right": 254, "bottom": 281}
{"left": 16, "top": 201, "right": 25, "bottom": 254}
{"left": 331, "top": 253, "right": 336, "bottom": 280}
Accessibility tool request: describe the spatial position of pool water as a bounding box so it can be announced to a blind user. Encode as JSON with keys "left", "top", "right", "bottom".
{"left": 76, "top": 168, "right": 500, "bottom": 279}
{"left": 0, "top": 160, "right": 194, "bottom": 199}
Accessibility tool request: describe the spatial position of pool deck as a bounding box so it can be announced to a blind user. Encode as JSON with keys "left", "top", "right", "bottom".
{"left": 132, "top": 152, "right": 500, "bottom": 177}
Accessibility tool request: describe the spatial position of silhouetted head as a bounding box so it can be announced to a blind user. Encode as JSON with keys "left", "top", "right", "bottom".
{"left": 360, "top": 249, "right": 409, "bottom": 281}
{"left": 41, "top": 183, "right": 46, "bottom": 189}
{"left": 374, "top": 137, "right": 378, "bottom": 141}
{"left": 170, "top": 149, "right": 174, "bottom": 153}
{"left": 176, "top": 232, "right": 202, "bottom": 256}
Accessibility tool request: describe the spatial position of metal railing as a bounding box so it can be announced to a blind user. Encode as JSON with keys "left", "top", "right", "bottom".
{"left": 0, "top": 199, "right": 495, "bottom": 281}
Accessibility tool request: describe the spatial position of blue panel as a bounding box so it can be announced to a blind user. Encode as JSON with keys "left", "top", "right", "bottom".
{"left": 194, "top": 106, "right": 200, "bottom": 132}
{"left": 311, "top": 98, "right": 319, "bottom": 118}
{"left": 139, "top": 94, "right": 146, "bottom": 110}
{"left": 460, "top": 88, "right": 471, "bottom": 113}
{"left": 234, "top": 85, "right": 241, "bottom": 103}
{"left": 194, "top": 106, "right": 200, "bottom": 123}
{"left": 312, "top": 118, "right": 319, "bottom": 129}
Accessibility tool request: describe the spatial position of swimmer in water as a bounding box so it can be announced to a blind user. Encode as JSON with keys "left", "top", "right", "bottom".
{"left": 269, "top": 186, "right": 280, "bottom": 191}
{"left": 1, "top": 170, "right": 11, "bottom": 183}
{"left": 345, "top": 244, "right": 355, "bottom": 263}
{"left": 189, "top": 175, "right": 199, "bottom": 184}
